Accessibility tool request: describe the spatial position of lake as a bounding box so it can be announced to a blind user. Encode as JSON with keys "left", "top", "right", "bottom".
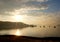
{"left": 0, "top": 26, "right": 60, "bottom": 37}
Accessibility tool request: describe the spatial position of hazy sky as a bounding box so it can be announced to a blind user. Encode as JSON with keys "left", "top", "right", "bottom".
{"left": 0, "top": 0, "right": 60, "bottom": 25}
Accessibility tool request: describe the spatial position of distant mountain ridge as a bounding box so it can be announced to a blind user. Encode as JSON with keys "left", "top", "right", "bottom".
{"left": 0, "top": 21, "right": 36, "bottom": 30}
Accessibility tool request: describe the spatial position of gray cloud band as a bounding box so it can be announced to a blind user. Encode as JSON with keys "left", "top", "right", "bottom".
{"left": 0, "top": 0, "right": 48, "bottom": 15}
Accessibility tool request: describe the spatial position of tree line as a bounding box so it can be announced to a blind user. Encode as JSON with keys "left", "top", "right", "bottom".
{"left": 39, "top": 25, "right": 57, "bottom": 28}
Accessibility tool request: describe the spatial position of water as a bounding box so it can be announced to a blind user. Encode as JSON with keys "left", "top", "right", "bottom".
{"left": 0, "top": 27, "right": 60, "bottom": 37}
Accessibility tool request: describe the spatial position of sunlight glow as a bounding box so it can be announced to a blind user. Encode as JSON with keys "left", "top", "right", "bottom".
{"left": 12, "top": 15, "right": 23, "bottom": 22}
{"left": 9, "top": 9, "right": 28, "bottom": 22}
{"left": 15, "top": 29, "right": 21, "bottom": 36}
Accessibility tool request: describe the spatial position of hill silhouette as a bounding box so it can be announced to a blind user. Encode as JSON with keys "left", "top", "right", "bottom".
{"left": 0, "top": 21, "right": 36, "bottom": 30}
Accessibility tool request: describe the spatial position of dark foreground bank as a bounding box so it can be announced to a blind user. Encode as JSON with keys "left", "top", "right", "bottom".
{"left": 0, "top": 35, "right": 60, "bottom": 42}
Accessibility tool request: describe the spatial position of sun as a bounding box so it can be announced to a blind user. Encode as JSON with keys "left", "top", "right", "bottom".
{"left": 12, "top": 15, "right": 23, "bottom": 22}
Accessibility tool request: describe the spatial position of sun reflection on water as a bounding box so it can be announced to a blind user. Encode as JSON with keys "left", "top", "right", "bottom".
{"left": 14, "top": 29, "right": 22, "bottom": 36}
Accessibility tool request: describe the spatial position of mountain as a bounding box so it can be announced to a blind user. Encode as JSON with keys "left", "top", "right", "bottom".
{"left": 0, "top": 21, "right": 36, "bottom": 30}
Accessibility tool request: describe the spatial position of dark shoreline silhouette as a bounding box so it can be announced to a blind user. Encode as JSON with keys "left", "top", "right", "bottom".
{"left": 0, "top": 21, "right": 36, "bottom": 30}
{"left": 0, "top": 35, "right": 60, "bottom": 42}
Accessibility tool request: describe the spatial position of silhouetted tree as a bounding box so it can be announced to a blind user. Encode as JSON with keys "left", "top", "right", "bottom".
{"left": 49, "top": 26, "right": 50, "bottom": 28}
{"left": 54, "top": 26, "right": 56, "bottom": 28}
{"left": 43, "top": 25, "right": 45, "bottom": 28}
{"left": 40, "top": 26, "right": 41, "bottom": 28}
{"left": 30, "top": 25, "right": 36, "bottom": 27}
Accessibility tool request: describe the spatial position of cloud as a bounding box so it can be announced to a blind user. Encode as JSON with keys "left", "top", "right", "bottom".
{"left": 0, "top": 0, "right": 48, "bottom": 15}
{"left": 5, "top": 6, "right": 48, "bottom": 15}
{"left": 4, "top": 3, "right": 48, "bottom": 16}
{"left": 12, "top": 0, "right": 48, "bottom": 3}
{"left": 36, "top": 0, "right": 48, "bottom": 2}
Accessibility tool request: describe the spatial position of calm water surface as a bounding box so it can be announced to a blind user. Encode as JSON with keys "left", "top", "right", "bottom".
{"left": 0, "top": 27, "right": 60, "bottom": 37}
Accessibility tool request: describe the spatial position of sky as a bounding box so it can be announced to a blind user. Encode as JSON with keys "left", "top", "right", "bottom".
{"left": 0, "top": 0, "right": 60, "bottom": 25}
